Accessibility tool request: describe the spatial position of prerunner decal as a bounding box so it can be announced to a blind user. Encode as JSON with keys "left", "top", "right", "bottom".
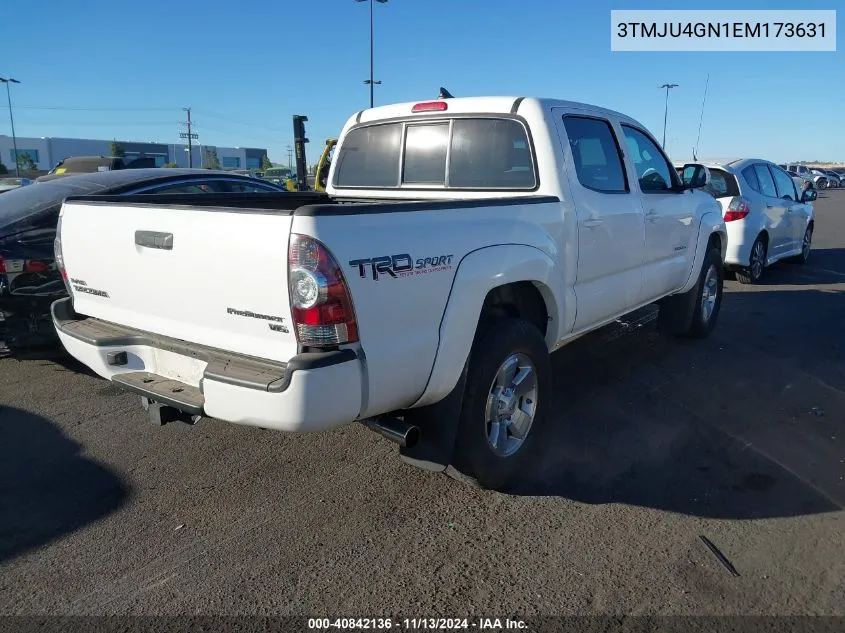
{"left": 227, "top": 307, "right": 289, "bottom": 333}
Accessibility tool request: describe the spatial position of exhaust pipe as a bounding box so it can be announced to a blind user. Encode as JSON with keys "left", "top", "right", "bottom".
{"left": 362, "top": 416, "right": 420, "bottom": 449}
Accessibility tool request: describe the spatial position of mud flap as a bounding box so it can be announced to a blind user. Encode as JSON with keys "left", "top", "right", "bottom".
{"left": 399, "top": 362, "right": 469, "bottom": 477}
{"left": 657, "top": 289, "right": 696, "bottom": 335}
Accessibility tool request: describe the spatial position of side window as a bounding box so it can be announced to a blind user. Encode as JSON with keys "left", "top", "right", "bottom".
{"left": 448, "top": 118, "right": 536, "bottom": 189}
{"left": 753, "top": 164, "right": 778, "bottom": 198}
{"left": 333, "top": 123, "right": 402, "bottom": 188}
{"left": 403, "top": 123, "right": 449, "bottom": 185}
{"left": 221, "top": 180, "right": 282, "bottom": 193}
{"left": 621, "top": 125, "right": 675, "bottom": 192}
{"left": 742, "top": 166, "right": 760, "bottom": 193}
{"left": 561, "top": 116, "right": 627, "bottom": 193}
{"left": 142, "top": 181, "right": 223, "bottom": 194}
{"left": 770, "top": 166, "right": 797, "bottom": 201}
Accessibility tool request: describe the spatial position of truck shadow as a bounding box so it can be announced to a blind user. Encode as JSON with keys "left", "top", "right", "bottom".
{"left": 2, "top": 342, "right": 98, "bottom": 378}
{"left": 0, "top": 406, "right": 129, "bottom": 563}
{"left": 508, "top": 286, "right": 845, "bottom": 520}
{"left": 750, "top": 248, "right": 845, "bottom": 286}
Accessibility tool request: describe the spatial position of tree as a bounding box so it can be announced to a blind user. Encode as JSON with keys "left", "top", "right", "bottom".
{"left": 110, "top": 140, "right": 125, "bottom": 157}
{"left": 204, "top": 147, "right": 220, "bottom": 170}
{"left": 261, "top": 154, "right": 273, "bottom": 170}
{"left": 162, "top": 162, "right": 178, "bottom": 168}
{"left": 16, "top": 152, "right": 37, "bottom": 172}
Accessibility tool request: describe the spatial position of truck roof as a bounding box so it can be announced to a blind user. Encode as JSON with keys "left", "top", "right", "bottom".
{"left": 353, "top": 96, "right": 643, "bottom": 127}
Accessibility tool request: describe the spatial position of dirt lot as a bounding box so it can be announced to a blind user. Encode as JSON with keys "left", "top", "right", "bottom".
{"left": 1, "top": 191, "right": 844, "bottom": 617}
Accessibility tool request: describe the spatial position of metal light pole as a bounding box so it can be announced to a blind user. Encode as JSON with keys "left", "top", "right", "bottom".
{"left": 0, "top": 77, "right": 21, "bottom": 177}
{"left": 355, "top": 0, "right": 387, "bottom": 108}
{"left": 659, "top": 83, "right": 678, "bottom": 150}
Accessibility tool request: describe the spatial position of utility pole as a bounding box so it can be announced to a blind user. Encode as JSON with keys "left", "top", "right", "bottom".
{"left": 659, "top": 83, "right": 678, "bottom": 150}
{"left": 0, "top": 77, "right": 21, "bottom": 177}
{"left": 286, "top": 145, "right": 293, "bottom": 173}
{"left": 183, "top": 107, "right": 193, "bottom": 167}
{"left": 356, "top": 0, "right": 387, "bottom": 108}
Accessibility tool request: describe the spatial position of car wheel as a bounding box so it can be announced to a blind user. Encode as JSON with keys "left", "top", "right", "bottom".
{"left": 455, "top": 317, "right": 551, "bottom": 491}
{"left": 736, "top": 235, "right": 767, "bottom": 284}
{"left": 790, "top": 225, "right": 813, "bottom": 265}
{"left": 657, "top": 245, "right": 723, "bottom": 338}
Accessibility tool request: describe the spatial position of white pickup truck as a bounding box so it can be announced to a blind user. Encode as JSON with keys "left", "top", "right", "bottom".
{"left": 52, "top": 96, "right": 727, "bottom": 490}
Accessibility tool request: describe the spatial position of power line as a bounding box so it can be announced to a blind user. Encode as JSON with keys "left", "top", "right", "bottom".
{"left": 192, "top": 122, "right": 282, "bottom": 145}
{"left": 694, "top": 74, "right": 710, "bottom": 161}
{"left": 194, "top": 109, "right": 289, "bottom": 133}
{"left": 14, "top": 105, "right": 290, "bottom": 136}
{"left": 15, "top": 119, "right": 181, "bottom": 126}
{"left": 16, "top": 105, "right": 177, "bottom": 112}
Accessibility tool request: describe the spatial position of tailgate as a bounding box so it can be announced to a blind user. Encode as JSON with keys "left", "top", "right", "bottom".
{"left": 58, "top": 200, "right": 298, "bottom": 363}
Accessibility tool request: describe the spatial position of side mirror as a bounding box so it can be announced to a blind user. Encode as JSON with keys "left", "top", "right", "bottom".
{"left": 682, "top": 163, "right": 711, "bottom": 189}
{"left": 802, "top": 188, "right": 817, "bottom": 202}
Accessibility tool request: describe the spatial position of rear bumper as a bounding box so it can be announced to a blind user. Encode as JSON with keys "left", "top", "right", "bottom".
{"left": 723, "top": 219, "right": 756, "bottom": 267}
{"left": 51, "top": 298, "right": 363, "bottom": 432}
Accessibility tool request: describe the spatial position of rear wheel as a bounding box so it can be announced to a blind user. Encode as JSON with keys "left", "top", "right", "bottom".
{"left": 455, "top": 318, "right": 551, "bottom": 491}
{"left": 736, "top": 235, "right": 767, "bottom": 284}
{"left": 789, "top": 225, "right": 813, "bottom": 265}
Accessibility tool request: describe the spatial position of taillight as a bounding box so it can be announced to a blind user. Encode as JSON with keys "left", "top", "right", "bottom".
{"left": 0, "top": 254, "right": 5, "bottom": 274}
{"left": 288, "top": 234, "right": 358, "bottom": 347}
{"left": 24, "top": 260, "right": 49, "bottom": 273}
{"left": 412, "top": 101, "right": 448, "bottom": 113}
{"left": 54, "top": 215, "right": 71, "bottom": 288}
{"left": 724, "top": 197, "right": 751, "bottom": 222}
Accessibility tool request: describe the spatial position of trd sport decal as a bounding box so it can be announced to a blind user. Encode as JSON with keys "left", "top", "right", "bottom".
{"left": 349, "top": 254, "right": 454, "bottom": 281}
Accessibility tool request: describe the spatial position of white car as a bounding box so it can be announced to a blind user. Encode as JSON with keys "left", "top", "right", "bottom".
{"left": 51, "top": 95, "right": 727, "bottom": 491}
{"left": 687, "top": 159, "right": 816, "bottom": 284}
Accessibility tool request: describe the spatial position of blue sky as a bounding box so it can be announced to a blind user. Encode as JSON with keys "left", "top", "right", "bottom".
{"left": 3, "top": 0, "right": 842, "bottom": 164}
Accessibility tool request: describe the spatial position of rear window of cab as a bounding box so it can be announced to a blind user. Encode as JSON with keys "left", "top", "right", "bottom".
{"left": 332, "top": 118, "right": 536, "bottom": 190}
{"left": 702, "top": 168, "right": 739, "bottom": 198}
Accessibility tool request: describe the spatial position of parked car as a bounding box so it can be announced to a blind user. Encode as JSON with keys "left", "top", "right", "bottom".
{"left": 0, "top": 177, "right": 33, "bottom": 193}
{"left": 818, "top": 169, "right": 841, "bottom": 188}
{"left": 685, "top": 159, "right": 816, "bottom": 284}
{"left": 0, "top": 168, "right": 288, "bottom": 350}
{"left": 36, "top": 155, "right": 159, "bottom": 182}
{"left": 785, "top": 164, "right": 828, "bottom": 189}
{"left": 785, "top": 169, "right": 815, "bottom": 191}
{"left": 51, "top": 96, "right": 727, "bottom": 491}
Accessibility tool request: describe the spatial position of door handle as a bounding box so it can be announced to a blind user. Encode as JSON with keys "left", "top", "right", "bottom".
{"left": 135, "top": 230, "right": 174, "bottom": 250}
{"left": 583, "top": 218, "right": 604, "bottom": 228}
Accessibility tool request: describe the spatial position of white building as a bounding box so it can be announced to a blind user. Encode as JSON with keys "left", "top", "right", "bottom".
{"left": 0, "top": 135, "right": 268, "bottom": 172}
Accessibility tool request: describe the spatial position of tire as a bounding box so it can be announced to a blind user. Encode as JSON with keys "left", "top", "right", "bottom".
{"left": 658, "top": 246, "right": 723, "bottom": 339}
{"left": 455, "top": 317, "right": 551, "bottom": 491}
{"left": 735, "top": 235, "right": 767, "bottom": 284}
{"left": 789, "top": 224, "right": 813, "bottom": 265}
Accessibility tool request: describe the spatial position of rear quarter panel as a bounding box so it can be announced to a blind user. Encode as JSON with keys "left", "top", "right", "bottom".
{"left": 292, "top": 200, "right": 568, "bottom": 417}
